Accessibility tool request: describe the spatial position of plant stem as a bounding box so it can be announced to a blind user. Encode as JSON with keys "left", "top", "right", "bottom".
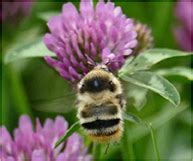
{"left": 8, "top": 64, "right": 33, "bottom": 118}
{"left": 153, "top": 2, "right": 174, "bottom": 47}
{"left": 121, "top": 125, "right": 135, "bottom": 161}
{"left": 55, "top": 121, "right": 80, "bottom": 148}
{"left": 93, "top": 143, "right": 102, "bottom": 161}
{"left": 149, "top": 123, "right": 160, "bottom": 161}
{"left": 2, "top": 68, "right": 9, "bottom": 126}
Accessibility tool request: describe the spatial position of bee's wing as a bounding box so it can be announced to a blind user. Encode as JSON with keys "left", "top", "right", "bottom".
{"left": 31, "top": 91, "right": 77, "bottom": 113}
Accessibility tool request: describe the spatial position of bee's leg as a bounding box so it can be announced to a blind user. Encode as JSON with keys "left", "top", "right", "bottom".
{"left": 88, "top": 141, "right": 94, "bottom": 153}
{"left": 114, "top": 142, "right": 120, "bottom": 146}
{"left": 104, "top": 143, "right": 110, "bottom": 155}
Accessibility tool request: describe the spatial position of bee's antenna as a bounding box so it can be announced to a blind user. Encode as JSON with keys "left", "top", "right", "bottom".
{"left": 85, "top": 55, "right": 97, "bottom": 67}
{"left": 105, "top": 60, "right": 123, "bottom": 66}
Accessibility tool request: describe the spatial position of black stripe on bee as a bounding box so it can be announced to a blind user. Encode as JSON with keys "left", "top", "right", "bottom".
{"left": 81, "top": 104, "right": 118, "bottom": 118}
{"left": 82, "top": 119, "right": 120, "bottom": 130}
{"left": 80, "top": 76, "right": 116, "bottom": 93}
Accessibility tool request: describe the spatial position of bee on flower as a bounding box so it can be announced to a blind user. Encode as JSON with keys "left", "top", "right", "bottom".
{"left": 44, "top": 0, "right": 153, "bottom": 143}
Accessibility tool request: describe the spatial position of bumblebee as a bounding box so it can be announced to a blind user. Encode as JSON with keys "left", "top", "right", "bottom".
{"left": 77, "top": 65, "right": 125, "bottom": 143}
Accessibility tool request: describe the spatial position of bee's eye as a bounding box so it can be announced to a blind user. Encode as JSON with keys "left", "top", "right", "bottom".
{"left": 109, "top": 81, "right": 113, "bottom": 85}
{"left": 108, "top": 81, "right": 115, "bottom": 92}
{"left": 80, "top": 84, "right": 86, "bottom": 93}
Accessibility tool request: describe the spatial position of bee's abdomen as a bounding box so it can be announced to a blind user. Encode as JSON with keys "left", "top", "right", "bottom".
{"left": 81, "top": 118, "right": 123, "bottom": 143}
{"left": 80, "top": 104, "right": 118, "bottom": 118}
{"left": 81, "top": 118, "right": 122, "bottom": 142}
{"left": 78, "top": 102, "right": 123, "bottom": 143}
{"left": 82, "top": 119, "right": 120, "bottom": 129}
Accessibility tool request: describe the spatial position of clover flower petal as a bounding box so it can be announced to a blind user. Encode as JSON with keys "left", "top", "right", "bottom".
{"left": 174, "top": 0, "right": 193, "bottom": 51}
{"left": 0, "top": 115, "right": 92, "bottom": 161}
{"left": 44, "top": 0, "right": 138, "bottom": 83}
{"left": 2, "top": 1, "right": 33, "bottom": 23}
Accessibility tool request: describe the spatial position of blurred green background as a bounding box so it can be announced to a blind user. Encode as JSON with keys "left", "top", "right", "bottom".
{"left": 1, "top": 1, "right": 192, "bottom": 160}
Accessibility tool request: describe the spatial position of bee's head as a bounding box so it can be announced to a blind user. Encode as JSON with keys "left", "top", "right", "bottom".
{"left": 78, "top": 67, "right": 121, "bottom": 94}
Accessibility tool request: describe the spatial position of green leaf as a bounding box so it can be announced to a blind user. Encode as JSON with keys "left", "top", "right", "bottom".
{"left": 119, "top": 49, "right": 192, "bottom": 75}
{"left": 124, "top": 83, "right": 148, "bottom": 111}
{"left": 156, "top": 67, "right": 193, "bottom": 81}
{"left": 121, "top": 124, "right": 135, "bottom": 160}
{"left": 123, "top": 112, "right": 160, "bottom": 160}
{"left": 129, "top": 102, "right": 188, "bottom": 142}
{"left": 54, "top": 121, "right": 80, "bottom": 148}
{"left": 119, "top": 71, "right": 180, "bottom": 106}
{"left": 4, "top": 38, "right": 55, "bottom": 64}
{"left": 38, "top": 12, "right": 59, "bottom": 21}
{"left": 152, "top": 2, "right": 174, "bottom": 47}
{"left": 8, "top": 65, "right": 33, "bottom": 117}
{"left": 123, "top": 112, "right": 146, "bottom": 126}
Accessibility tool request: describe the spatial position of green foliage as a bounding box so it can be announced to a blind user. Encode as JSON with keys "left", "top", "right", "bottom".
{"left": 123, "top": 112, "right": 160, "bottom": 161}
{"left": 148, "top": 123, "right": 160, "bottom": 161}
{"left": 4, "top": 38, "right": 55, "bottom": 64}
{"left": 129, "top": 103, "right": 188, "bottom": 142}
{"left": 54, "top": 121, "right": 81, "bottom": 148}
{"left": 119, "top": 49, "right": 191, "bottom": 74}
{"left": 123, "top": 112, "right": 145, "bottom": 125}
{"left": 38, "top": 12, "right": 60, "bottom": 21}
{"left": 156, "top": 67, "right": 193, "bottom": 81}
{"left": 120, "top": 71, "right": 180, "bottom": 106}
{"left": 118, "top": 49, "right": 191, "bottom": 109}
{"left": 124, "top": 84, "right": 148, "bottom": 111}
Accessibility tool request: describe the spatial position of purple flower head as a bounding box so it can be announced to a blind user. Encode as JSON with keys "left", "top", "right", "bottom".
{"left": 0, "top": 115, "right": 92, "bottom": 161}
{"left": 174, "top": 0, "right": 193, "bottom": 51}
{"left": 133, "top": 21, "right": 153, "bottom": 55}
{"left": 44, "top": 0, "right": 138, "bottom": 83}
{"left": 1, "top": 1, "right": 33, "bottom": 24}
